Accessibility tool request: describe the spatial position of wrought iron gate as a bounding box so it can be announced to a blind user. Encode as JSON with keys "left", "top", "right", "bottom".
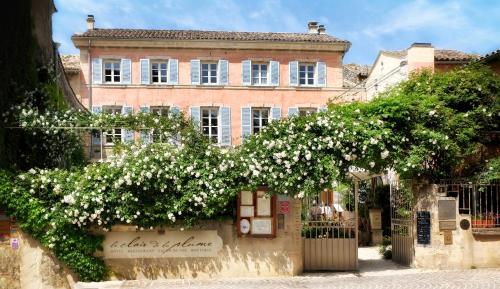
{"left": 390, "top": 179, "right": 414, "bottom": 266}
{"left": 302, "top": 182, "right": 358, "bottom": 271}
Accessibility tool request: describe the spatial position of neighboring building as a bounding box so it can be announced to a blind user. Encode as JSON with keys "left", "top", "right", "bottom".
{"left": 343, "top": 63, "right": 370, "bottom": 88}
{"left": 365, "top": 43, "right": 480, "bottom": 100}
{"left": 481, "top": 49, "right": 500, "bottom": 74}
{"left": 61, "top": 54, "right": 82, "bottom": 102}
{"left": 69, "top": 17, "right": 352, "bottom": 156}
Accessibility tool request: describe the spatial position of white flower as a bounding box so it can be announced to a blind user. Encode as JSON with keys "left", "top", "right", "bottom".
{"left": 429, "top": 110, "right": 436, "bottom": 116}
{"left": 381, "top": 150, "right": 389, "bottom": 159}
{"left": 369, "top": 162, "right": 375, "bottom": 168}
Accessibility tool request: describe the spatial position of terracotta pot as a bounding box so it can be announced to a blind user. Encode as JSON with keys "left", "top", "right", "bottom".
{"left": 471, "top": 220, "right": 485, "bottom": 228}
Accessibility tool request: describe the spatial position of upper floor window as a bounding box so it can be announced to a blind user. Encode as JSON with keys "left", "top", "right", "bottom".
{"left": 201, "top": 62, "right": 218, "bottom": 84}
{"left": 151, "top": 61, "right": 168, "bottom": 84}
{"left": 252, "top": 63, "right": 268, "bottom": 85}
{"left": 252, "top": 108, "right": 269, "bottom": 134}
{"left": 299, "top": 63, "right": 315, "bottom": 85}
{"left": 103, "top": 106, "right": 122, "bottom": 144}
{"left": 104, "top": 60, "right": 121, "bottom": 83}
{"left": 299, "top": 107, "right": 318, "bottom": 116}
{"left": 201, "top": 107, "right": 219, "bottom": 143}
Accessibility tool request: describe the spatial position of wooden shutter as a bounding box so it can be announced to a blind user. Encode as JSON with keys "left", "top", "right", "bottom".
{"left": 91, "top": 58, "right": 102, "bottom": 84}
{"left": 190, "top": 60, "right": 200, "bottom": 85}
{"left": 242, "top": 60, "right": 252, "bottom": 86}
{"left": 139, "top": 106, "right": 151, "bottom": 143}
{"left": 91, "top": 106, "right": 102, "bottom": 145}
{"left": 219, "top": 59, "right": 229, "bottom": 85}
{"left": 289, "top": 61, "right": 298, "bottom": 86}
{"left": 270, "top": 61, "right": 280, "bottom": 86}
{"left": 190, "top": 106, "right": 201, "bottom": 128}
{"left": 288, "top": 107, "right": 299, "bottom": 118}
{"left": 121, "top": 59, "right": 132, "bottom": 84}
{"left": 271, "top": 107, "right": 281, "bottom": 121}
{"left": 170, "top": 105, "right": 180, "bottom": 116}
{"left": 170, "top": 105, "right": 181, "bottom": 146}
{"left": 220, "top": 107, "right": 231, "bottom": 146}
{"left": 317, "top": 61, "right": 326, "bottom": 86}
{"left": 122, "top": 106, "right": 134, "bottom": 143}
{"left": 168, "top": 59, "right": 178, "bottom": 84}
{"left": 140, "top": 59, "right": 150, "bottom": 84}
{"left": 241, "top": 107, "right": 252, "bottom": 140}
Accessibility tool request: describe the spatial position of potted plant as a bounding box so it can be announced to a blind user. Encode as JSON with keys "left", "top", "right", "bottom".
{"left": 471, "top": 214, "right": 484, "bottom": 228}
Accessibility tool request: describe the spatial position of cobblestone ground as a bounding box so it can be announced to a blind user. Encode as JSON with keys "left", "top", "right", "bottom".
{"left": 76, "top": 248, "right": 500, "bottom": 289}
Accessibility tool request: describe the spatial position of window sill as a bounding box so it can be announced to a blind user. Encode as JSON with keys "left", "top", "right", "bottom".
{"left": 471, "top": 227, "right": 500, "bottom": 235}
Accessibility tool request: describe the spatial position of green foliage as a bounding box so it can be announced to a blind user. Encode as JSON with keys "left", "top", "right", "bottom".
{"left": 0, "top": 65, "right": 498, "bottom": 281}
{"left": 378, "top": 236, "right": 392, "bottom": 260}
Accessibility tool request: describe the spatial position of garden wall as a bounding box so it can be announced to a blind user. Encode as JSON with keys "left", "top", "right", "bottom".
{"left": 413, "top": 184, "right": 500, "bottom": 269}
{"left": 99, "top": 197, "right": 303, "bottom": 280}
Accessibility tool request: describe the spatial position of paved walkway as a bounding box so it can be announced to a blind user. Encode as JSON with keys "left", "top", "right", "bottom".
{"left": 76, "top": 247, "right": 500, "bottom": 289}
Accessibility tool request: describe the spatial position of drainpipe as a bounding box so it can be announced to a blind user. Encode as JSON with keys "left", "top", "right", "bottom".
{"left": 88, "top": 39, "right": 93, "bottom": 159}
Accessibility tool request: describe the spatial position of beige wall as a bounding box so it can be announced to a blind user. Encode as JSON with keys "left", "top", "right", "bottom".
{"left": 365, "top": 54, "right": 408, "bottom": 100}
{"left": 101, "top": 198, "right": 303, "bottom": 280}
{"left": 413, "top": 184, "right": 500, "bottom": 269}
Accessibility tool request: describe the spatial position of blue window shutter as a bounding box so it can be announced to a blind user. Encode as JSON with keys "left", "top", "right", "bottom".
{"left": 139, "top": 106, "right": 151, "bottom": 143}
{"left": 140, "top": 59, "right": 150, "bottom": 84}
{"left": 190, "top": 60, "right": 200, "bottom": 85}
{"left": 121, "top": 59, "right": 132, "bottom": 84}
{"left": 220, "top": 107, "right": 231, "bottom": 146}
{"left": 170, "top": 105, "right": 180, "bottom": 116}
{"left": 91, "top": 106, "right": 102, "bottom": 145}
{"left": 241, "top": 107, "right": 252, "bottom": 140}
{"left": 270, "top": 61, "right": 280, "bottom": 86}
{"left": 317, "top": 61, "right": 326, "bottom": 86}
{"left": 289, "top": 61, "right": 298, "bottom": 86}
{"left": 91, "top": 58, "right": 102, "bottom": 84}
{"left": 219, "top": 60, "right": 228, "bottom": 85}
{"left": 242, "top": 60, "right": 251, "bottom": 86}
{"left": 169, "top": 59, "right": 178, "bottom": 84}
{"left": 271, "top": 107, "right": 281, "bottom": 121}
{"left": 122, "top": 106, "right": 134, "bottom": 143}
{"left": 288, "top": 107, "right": 299, "bottom": 118}
{"left": 190, "top": 106, "right": 200, "bottom": 128}
{"left": 319, "top": 106, "right": 328, "bottom": 112}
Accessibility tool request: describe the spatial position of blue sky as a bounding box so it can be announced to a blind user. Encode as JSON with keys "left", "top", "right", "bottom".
{"left": 53, "top": 0, "right": 500, "bottom": 65}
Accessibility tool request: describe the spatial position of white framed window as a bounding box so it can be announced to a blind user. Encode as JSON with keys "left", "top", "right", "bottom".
{"left": 201, "top": 107, "right": 219, "bottom": 143}
{"left": 252, "top": 108, "right": 269, "bottom": 134}
{"left": 150, "top": 106, "right": 170, "bottom": 142}
{"left": 201, "top": 62, "right": 218, "bottom": 84}
{"left": 299, "top": 63, "right": 315, "bottom": 86}
{"left": 151, "top": 61, "right": 168, "bottom": 84}
{"left": 103, "top": 106, "right": 122, "bottom": 145}
{"left": 299, "top": 107, "right": 318, "bottom": 116}
{"left": 252, "top": 63, "right": 268, "bottom": 85}
{"left": 103, "top": 60, "right": 121, "bottom": 83}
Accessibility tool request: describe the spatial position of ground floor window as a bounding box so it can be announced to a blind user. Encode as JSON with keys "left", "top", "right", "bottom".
{"left": 201, "top": 107, "right": 219, "bottom": 143}
{"left": 299, "top": 107, "right": 318, "bottom": 116}
{"left": 103, "top": 106, "right": 122, "bottom": 145}
{"left": 252, "top": 108, "right": 269, "bottom": 134}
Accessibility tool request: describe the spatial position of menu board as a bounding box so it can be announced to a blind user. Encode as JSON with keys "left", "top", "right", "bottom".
{"left": 237, "top": 189, "right": 276, "bottom": 238}
{"left": 257, "top": 197, "right": 271, "bottom": 216}
{"left": 417, "top": 211, "right": 431, "bottom": 245}
{"left": 251, "top": 218, "right": 273, "bottom": 235}
{"left": 241, "top": 191, "right": 253, "bottom": 205}
{"left": 240, "top": 206, "right": 254, "bottom": 217}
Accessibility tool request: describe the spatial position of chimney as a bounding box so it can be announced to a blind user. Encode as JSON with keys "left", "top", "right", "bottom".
{"left": 407, "top": 42, "right": 434, "bottom": 73}
{"left": 308, "top": 21, "right": 319, "bottom": 34}
{"left": 86, "top": 15, "right": 95, "bottom": 30}
{"left": 318, "top": 24, "right": 326, "bottom": 35}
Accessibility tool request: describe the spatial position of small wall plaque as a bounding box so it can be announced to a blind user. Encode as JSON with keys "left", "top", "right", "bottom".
{"left": 443, "top": 230, "right": 453, "bottom": 245}
{"left": 438, "top": 199, "right": 457, "bottom": 230}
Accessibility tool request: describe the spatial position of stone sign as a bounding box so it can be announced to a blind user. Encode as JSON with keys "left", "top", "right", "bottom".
{"left": 103, "top": 230, "right": 223, "bottom": 259}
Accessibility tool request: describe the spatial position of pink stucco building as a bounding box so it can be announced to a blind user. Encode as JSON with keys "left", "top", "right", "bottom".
{"left": 70, "top": 16, "right": 354, "bottom": 153}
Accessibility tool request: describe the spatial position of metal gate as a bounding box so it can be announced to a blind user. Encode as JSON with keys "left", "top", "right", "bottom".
{"left": 302, "top": 182, "right": 358, "bottom": 271}
{"left": 390, "top": 179, "right": 414, "bottom": 266}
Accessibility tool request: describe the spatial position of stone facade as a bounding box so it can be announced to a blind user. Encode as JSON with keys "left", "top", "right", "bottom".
{"left": 413, "top": 184, "right": 500, "bottom": 269}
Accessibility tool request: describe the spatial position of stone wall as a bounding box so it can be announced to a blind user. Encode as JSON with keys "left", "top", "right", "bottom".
{"left": 101, "top": 198, "right": 303, "bottom": 280}
{"left": 413, "top": 184, "right": 500, "bottom": 269}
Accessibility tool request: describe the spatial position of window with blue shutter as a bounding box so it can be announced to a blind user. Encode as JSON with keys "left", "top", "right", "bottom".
{"left": 289, "top": 61, "right": 298, "bottom": 86}
{"left": 219, "top": 60, "right": 228, "bottom": 85}
{"left": 140, "top": 59, "right": 150, "bottom": 84}
{"left": 317, "top": 61, "right": 326, "bottom": 86}
{"left": 170, "top": 105, "right": 180, "bottom": 116}
{"left": 242, "top": 60, "right": 252, "bottom": 86}
{"left": 270, "top": 61, "right": 280, "bottom": 86}
{"left": 241, "top": 107, "right": 252, "bottom": 140}
{"left": 169, "top": 59, "right": 178, "bottom": 84}
{"left": 220, "top": 107, "right": 231, "bottom": 146}
{"left": 92, "top": 58, "right": 102, "bottom": 84}
{"left": 288, "top": 107, "right": 299, "bottom": 118}
{"left": 122, "top": 106, "right": 134, "bottom": 143}
{"left": 190, "top": 106, "right": 201, "bottom": 128}
{"left": 91, "top": 106, "right": 102, "bottom": 146}
{"left": 318, "top": 106, "right": 328, "bottom": 112}
{"left": 139, "top": 106, "right": 152, "bottom": 143}
{"left": 191, "top": 60, "right": 200, "bottom": 85}
{"left": 271, "top": 107, "right": 281, "bottom": 121}
{"left": 121, "top": 59, "right": 132, "bottom": 84}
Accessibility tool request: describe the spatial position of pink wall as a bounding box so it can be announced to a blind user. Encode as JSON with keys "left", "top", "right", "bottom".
{"left": 79, "top": 47, "right": 349, "bottom": 145}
